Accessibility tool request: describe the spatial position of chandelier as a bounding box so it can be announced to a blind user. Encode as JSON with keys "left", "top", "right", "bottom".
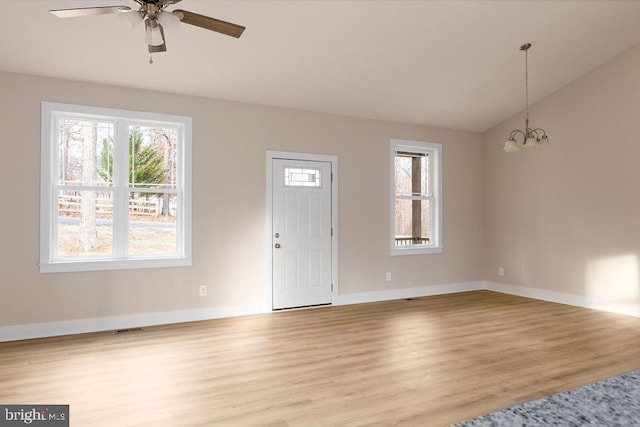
{"left": 504, "top": 43, "right": 550, "bottom": 152}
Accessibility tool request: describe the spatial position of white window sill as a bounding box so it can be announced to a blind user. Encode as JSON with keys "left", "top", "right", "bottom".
{"left": 390, "top": 247, "right": 443, "bottom": 256}
{"left": 40, "top": 257, "right": 193, "bottom": 273}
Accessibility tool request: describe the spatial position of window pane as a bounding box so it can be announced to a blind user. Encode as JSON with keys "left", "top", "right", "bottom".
{"left": 57, "top": 119, "right": 114, "bottom": 186}
{"left": 128, "top": 192, "right": 177, "bottom": 256}
{"left": 56, "top": 190, "right": 113, "bottom": 257}
{"left": 129, "top": 126, "right": 178, "bottom": 190}
{"left": 394, "top": 198, "right": 430, "bottom": 247}
{"left": 284, "top": 167, "right": 321, "bottom": 187}
{"left": 421, "top": 155, "right": 429, "bottom": 196}
{"left": 394, "top": 152, "right": 429, "bottom": 196}
{"left": 394, "top": 156, "right": 412, "bottom": 195}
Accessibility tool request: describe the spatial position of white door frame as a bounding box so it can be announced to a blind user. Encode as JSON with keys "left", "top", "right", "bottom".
{"left": 266, "top": 151, "right": 339, "bottom": 311}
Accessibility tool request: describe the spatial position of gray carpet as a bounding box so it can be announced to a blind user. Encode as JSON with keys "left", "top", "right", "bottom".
{"left": 452, "top": 369, "right": 640, "bottom": 426}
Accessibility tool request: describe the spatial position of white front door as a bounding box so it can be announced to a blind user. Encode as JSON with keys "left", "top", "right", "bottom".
{"left": 272, "top": 159, "right": 332, "bottom": 310}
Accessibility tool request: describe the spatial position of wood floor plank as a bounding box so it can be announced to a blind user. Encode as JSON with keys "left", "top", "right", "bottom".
{"left": 2, "top": 291, "right": 640, "bottom": 426}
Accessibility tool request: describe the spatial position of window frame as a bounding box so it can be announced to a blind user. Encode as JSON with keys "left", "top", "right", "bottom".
{"left": 40, "top": 101, "right": 192, "bottom": 273}
{"left": 390, "top": 138, "right": 443, "bottom": 256}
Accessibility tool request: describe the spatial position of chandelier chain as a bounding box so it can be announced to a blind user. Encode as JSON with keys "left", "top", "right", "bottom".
{"left": 525, "top": 47, "right": 529, "bottom": 124}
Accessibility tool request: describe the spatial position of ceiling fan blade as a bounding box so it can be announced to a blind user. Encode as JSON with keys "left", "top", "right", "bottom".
{"left": 50, "top": 6, "right": 131, "bottom": 18}
{"left": 149, "top": 43, "right": 167, "bottom": 53}
{"left": 173, "top": 9, "right": 245, "bottom": 38}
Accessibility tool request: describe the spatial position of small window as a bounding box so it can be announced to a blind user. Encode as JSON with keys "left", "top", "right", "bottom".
{"left": 40, "top": 102, "right": 192, "bottom": 272}
{"left": 284, "top": 167, "right": 321, "bottom": 187}
{"left": 390, "top": 139, "right": 442, "bottom": 255}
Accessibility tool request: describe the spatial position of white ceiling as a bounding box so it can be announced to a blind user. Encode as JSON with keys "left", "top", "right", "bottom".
{"left": 2, "top": 0, "right": 640, "bottom": 132}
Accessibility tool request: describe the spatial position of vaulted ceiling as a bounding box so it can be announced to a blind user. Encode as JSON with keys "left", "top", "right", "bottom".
{"left": 2, "top": 0, "right": 640, "bottom": 132}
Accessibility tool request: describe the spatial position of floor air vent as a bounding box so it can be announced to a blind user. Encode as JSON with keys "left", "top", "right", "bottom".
{"left": 116, "top": 327, "right": 144, "bottom": 334}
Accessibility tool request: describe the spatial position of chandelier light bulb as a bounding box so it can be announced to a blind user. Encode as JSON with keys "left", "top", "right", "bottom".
{"left": 503, "top": 138, "right": 521, "bottom": 152}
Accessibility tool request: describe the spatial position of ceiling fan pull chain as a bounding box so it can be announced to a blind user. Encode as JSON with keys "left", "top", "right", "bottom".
{"left": 149, "top": 53, "right": 154, "bottom": 65}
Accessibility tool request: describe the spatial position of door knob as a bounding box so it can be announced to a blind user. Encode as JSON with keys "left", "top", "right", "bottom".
{"left": 274, "top": 243, "right": 281, "bottom": 249}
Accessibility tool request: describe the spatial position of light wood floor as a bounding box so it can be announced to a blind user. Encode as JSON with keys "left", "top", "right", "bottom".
{"left": 2, "top": 291, "right": 640, "bottom": 426}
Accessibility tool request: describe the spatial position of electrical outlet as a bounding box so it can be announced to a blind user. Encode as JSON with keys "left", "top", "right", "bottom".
{"left": 385, "top": 272, "right": 392, "bottom": 281}
{"left": 498, "top": 267, "right": 504, "bottom": 277}
{"left": 199, "top": 285, "right": 207, "bottom": 297}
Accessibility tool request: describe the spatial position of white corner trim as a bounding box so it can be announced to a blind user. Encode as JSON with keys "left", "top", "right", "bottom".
{"left": 337, "top": 281, "right": 484, "bottom": 306}
{"left": 0, "top": 304, "right": 266, "bottom": 343}
{"left": 485, "top": 281, "right": 640, "bottom": 318}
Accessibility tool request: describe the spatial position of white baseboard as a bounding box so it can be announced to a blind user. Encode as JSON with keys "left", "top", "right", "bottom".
{"left": 4, "top": 280, "right": 638, "bottom": 343}
{"left": 485, "top": 281, "right": 640, "bottom": 318}
{"left": 0, "top": 282, "right": 484, "bottom": 342}
{"left": 337, "top": 281, "right": 484, "bottom": 306}
{"left": 0, "top": 304, "right": 265, "bottom": 343}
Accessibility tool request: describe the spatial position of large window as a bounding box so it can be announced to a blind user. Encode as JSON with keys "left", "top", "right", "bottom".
{"left": 390, "top": 139, "right": 442, "bottom": 255}
{"left": 40, "top": 102, "right": 192, "bottom": 272}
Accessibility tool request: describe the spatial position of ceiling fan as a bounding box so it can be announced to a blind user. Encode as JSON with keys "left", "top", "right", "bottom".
{"left": 50, "top": 0, "right": 245, "bottom": 61}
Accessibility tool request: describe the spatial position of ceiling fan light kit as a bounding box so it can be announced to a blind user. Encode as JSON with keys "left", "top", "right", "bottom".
{"left": 157, "top": 9, "right": 181, "bottom": 31}
{"left": 145, "top": 18, "right": 165, "bottom": 47}
{"left": 504, "top": 43, "right": 550, "bottom": 152}
{"left": 49, "top": 0, "right": 245, "bottom": 63}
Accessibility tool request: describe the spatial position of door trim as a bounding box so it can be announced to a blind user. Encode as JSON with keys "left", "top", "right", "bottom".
{"left": 266, "top": 151, "right": 339, "bottom": 311}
